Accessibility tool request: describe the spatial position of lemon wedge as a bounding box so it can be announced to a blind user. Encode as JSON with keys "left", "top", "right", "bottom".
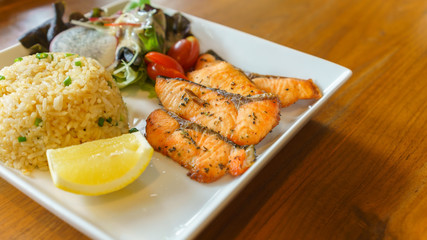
{"left": 46, "top": 132, "right": 153, "bottom": 196}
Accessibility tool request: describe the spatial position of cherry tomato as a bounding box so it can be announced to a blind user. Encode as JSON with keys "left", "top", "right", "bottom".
{"left": 146, "top": 62, "right": 188, "bottom": 81}
{"left": 144, "top": 52, "right": 185, "bottom": 74}
{"left": 167, "top": 36, "right": 200, "bottom": 71}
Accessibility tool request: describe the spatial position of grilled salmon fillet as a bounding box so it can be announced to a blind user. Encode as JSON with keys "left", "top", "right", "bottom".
{"left": 145, "top": 109, "right": 256, "bottom": 183}
{"left": 192, "top": 52, "right": 322, "bottom": 107}
{"left": 188, "top": 60, "right": 264, "bottom": 97}
{"left": 248, "top": 73, "right": 322, "bottom": 107}
{"left": 155, "top": 77, "right": 280, "bottom": 146}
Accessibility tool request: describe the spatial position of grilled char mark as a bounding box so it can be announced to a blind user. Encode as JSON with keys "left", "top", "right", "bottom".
{"left": 145, "top": 109, "right": 256, "bottom": 183}
{"left": 157, "top": 76, "right": 278, "bottom": 109}
{"left": 156, "top": 76, "right": 238, "bottom": 142}
{"left": 167, "top": 110, "right": 250, "bottom": 148}
{"left": 155, "top": 76, "right": 280, "bottom": 146}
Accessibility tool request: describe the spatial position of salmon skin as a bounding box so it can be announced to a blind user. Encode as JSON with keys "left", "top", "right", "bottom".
{"left": 145, "top": 109, "right": 256, "bottom": 183}
{"left": 155, "top": 76, "right": 280, "bottom": 146}
{"left": 248, "top": 73, "right": 322, "bottom": 107}
{"left": 192, "top": 51, "right": 322, "bottom": 107}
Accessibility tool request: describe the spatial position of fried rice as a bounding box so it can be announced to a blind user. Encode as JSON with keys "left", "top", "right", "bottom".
{"left": 0, "top": 52, "right": 129, "bottom": 174}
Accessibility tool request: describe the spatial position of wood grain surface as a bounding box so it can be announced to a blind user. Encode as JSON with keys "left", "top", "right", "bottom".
{"left": 0, "top": 0, "right": 426, "bottom": 239}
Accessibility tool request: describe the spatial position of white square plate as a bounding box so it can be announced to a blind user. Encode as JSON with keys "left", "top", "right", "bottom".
{"left": 0, "top": 1, "right": 351, "bottom": 239}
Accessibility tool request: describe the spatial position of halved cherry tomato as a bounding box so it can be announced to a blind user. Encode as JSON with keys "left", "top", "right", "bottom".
{"left": 146, "top": 62, "right": 188, "bottom": 81}
{"left": 144, "top": 52, "right": 185, "bottom": 74}
{"left": 167, "top": 36, "right": 200, "bottom": 71}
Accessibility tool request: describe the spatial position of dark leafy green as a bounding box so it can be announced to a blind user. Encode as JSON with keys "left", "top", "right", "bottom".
{"left": 19, "top": 1, "right": 86, "bottom": 54}
{"left": 137, "top": 5, "right": 167, "bottom": 53}
{"left": 137, "top": 4, "right": 192, "bottom": 54}
{"left": 112, "top": 47, "right": 148, "bottom": 89}
{"left": 165, "top": 12, "right": 192, "bottom": 50}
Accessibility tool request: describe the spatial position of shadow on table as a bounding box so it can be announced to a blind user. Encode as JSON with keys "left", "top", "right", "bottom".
{"left": 195, "top": 119, "right": 414, "bottom": 240}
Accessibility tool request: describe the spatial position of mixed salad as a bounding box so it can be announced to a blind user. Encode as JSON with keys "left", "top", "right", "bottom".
{"left": 19, "top": 0, "right": 200, "bottom": 96}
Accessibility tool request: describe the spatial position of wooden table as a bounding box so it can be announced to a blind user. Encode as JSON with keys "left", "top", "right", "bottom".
{"left": 1, "top": 0, "right": 426, "bottom": 239}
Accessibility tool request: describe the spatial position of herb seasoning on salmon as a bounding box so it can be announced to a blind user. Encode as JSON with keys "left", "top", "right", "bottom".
{"left": 145, "top": 109, "right": 256, "bottom": 183}
{"left": 155, "top": 77, "right": 281, "bottom": 146}
{"left": 191, "top": 52, "right": 322, "bottom": 107}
